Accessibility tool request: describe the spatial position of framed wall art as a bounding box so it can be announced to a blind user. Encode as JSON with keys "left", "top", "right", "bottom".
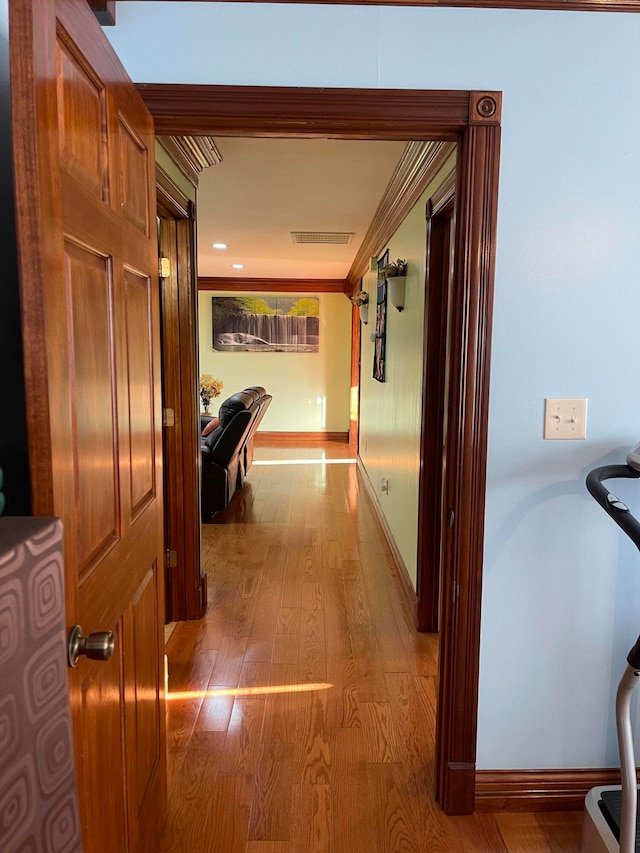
{"left": 373, "top": 251, "right": 388, "bottom": 382}
{"left": 212, "top": 295, "right": 319, "bottom": 353}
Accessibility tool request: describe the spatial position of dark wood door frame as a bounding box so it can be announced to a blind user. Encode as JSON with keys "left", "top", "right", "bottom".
{"left": 417, "top": 194, "right": 455, "bottom": 634}
{"left": 136, "top": 83, "right": 501, "bottom": 815}
{"left": 157, "top": 184, "right": 207, "bottom": 622}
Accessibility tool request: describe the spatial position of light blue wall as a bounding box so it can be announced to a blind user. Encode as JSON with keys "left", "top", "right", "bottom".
{"left": 107, "top": 3, "right": 640, "bottom": 771}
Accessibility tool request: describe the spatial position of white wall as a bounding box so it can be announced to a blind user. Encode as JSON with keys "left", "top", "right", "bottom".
{"left": 108, "top": 4, "right": 640, "bottom": 772}
{"left": 198, "top": 291, "right": 352, "bottom": 432}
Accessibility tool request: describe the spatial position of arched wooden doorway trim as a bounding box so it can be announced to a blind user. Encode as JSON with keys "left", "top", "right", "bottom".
{"left": 137, "top": 84, "right": 502, "bottom": 815}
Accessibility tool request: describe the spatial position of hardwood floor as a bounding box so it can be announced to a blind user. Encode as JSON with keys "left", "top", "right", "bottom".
{"left": 160, "top": 441, "right": 583, "bottom": 852}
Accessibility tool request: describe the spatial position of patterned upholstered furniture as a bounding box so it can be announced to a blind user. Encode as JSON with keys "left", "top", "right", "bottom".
{"left": 0, "top": 517, "right": 83, "bottom": 853}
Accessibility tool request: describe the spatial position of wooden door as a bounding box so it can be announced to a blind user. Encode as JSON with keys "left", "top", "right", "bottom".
{"left": 10, "top": 2, "right": 166, "bottom": 851}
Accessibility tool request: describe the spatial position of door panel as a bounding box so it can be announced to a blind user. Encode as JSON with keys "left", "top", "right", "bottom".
{"left": 120, "top": 119, "right": 151, "bottom": 235}
{"left": 57, "top": 34, "right": 109, "bottom": 202}
{"left": 125, "top": 269, "right": 156, "bottom": 515}
{"left": 65, "top": 240, "right": 119, "bottom": 568}
{"left": 10, "top": 1, "right": 166, "bottom": 850}
{"left": 78, "top": 648, "right": 128, "bottom": 853}
{"left": 128, "top": 565, "right": 162, "bottom": 808}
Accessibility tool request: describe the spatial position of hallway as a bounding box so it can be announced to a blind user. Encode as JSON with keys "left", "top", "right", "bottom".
{"left": 159, "top": 440, "right": 582, "bottom": 852}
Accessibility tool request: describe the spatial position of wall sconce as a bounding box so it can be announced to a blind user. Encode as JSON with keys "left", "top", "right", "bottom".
{"left": 388, "top": 276, "right": 406, "bottom": 312}
{"left": 350, "top": 289, "right": 369, "bottom": 324}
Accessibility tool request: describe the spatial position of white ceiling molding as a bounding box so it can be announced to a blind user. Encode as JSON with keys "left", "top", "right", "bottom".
{"left": 346, "top": 140, "right": 456, "bottom": 294}
{"left": 157, "top": 135, "right": 223, "bottom": 188}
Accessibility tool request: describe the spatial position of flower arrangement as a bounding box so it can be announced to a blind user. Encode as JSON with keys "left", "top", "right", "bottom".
{"left": 350, "top": 291, "right": 369, "bottom": 307}
{"left": 199, "top": 374, "right": 223, "bottom": 412}
{"left": 381, "top": 259, "right": 407, "bottom": 278}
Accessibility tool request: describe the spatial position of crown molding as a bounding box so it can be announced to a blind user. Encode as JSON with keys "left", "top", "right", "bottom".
{"left": 427, "top": 166, "right": 456, "bottom": 218}
{"left": 121, "top": 0, "right": 640, "bottom": 10}
{"left": 346, "top": 140, "right": 455, "bottom": 294}
{"left": 157, "top": 135, "right": 222, "bottom": 188}
{"left": 449, "top": 0, "right": 640, "bottom": 8}
{"left": 198, "top": 277, "right": 348, "bottom": 293}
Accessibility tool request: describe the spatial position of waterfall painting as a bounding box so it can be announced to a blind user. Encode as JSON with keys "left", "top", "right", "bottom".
{"left": 212, "top": 296, "right": 320, "bottom": 353}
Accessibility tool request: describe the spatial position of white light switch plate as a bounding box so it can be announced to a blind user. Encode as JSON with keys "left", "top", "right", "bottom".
{"left": 544, "top": 398, "right": 588, "bottom": 440}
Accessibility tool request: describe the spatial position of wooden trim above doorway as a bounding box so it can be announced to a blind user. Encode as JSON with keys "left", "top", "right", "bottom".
{"left": 198, "top": 277, "right": 348, "bottom": 294}
{"left": 138, "top": 83, "right": 501, "bottom": 816}
{"left": 136, "top": 84, "right": 477, "bottom": 138}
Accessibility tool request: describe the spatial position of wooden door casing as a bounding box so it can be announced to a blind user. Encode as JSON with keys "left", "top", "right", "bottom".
{"left": 135, "top": 84, "right": 501, "bottom": 814}
{"left": 10, "top": 1, "right": 166, "bottom": 851}
{"left": 158, "top": 213, "right": 205, "bottom": 623}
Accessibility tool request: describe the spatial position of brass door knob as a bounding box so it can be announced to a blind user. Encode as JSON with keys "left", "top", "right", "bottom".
{"left": 67, "top": 625, "right": 115, "bottom": 668}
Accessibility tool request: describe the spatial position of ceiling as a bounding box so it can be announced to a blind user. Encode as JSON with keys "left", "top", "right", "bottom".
{"left": 195, "top": 137, "right": 408, "bottom": 281}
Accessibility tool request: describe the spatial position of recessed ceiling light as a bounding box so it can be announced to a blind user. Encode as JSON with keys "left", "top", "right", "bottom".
{"left": 212, "top": 242, "right": 228, "bottom": 249}
{"left": 231, "top": 264, "right": 244, "bottom": 269}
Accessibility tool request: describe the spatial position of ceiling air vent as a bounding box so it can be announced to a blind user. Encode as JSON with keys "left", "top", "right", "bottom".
{"left": 291, "top": 231, "right": 354, "bottom": 245}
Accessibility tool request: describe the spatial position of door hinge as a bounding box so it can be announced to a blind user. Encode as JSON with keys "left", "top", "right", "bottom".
{"left": 447, "top": 508, "right": 455, "bottom": 528}
{"left": 165, "top": 549, "right": 177, "bottom": 569}
{"left": 452, "top": 581, "right": 460, "bottom": 605}
{"left": 163, "top": 407, "right": 175, "bottom": 427}
{"left": 159, "top": 257, "right": 171, "bottom": 278}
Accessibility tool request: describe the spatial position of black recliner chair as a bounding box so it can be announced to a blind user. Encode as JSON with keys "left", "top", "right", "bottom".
{"left": 200, "top": 386, "right": 272, "bottom": 519}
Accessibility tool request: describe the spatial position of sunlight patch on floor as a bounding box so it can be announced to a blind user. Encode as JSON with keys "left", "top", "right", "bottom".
{"left": 167, "top": 682, "right": 333, "bottom": 701}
